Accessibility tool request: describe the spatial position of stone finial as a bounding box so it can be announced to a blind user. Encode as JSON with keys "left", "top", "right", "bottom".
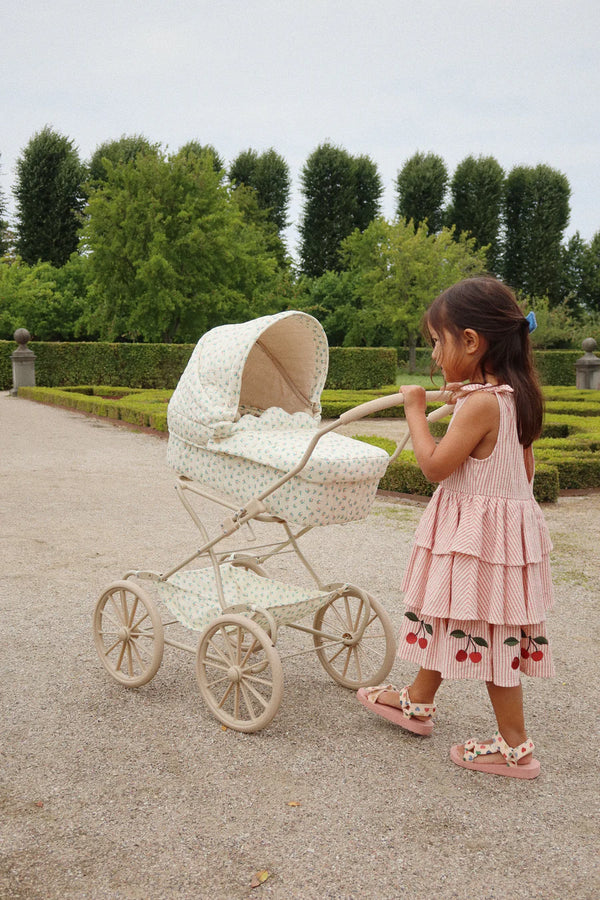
{"left": 575, "top": 337, "right": 600, "bottom": 390}
{"left": 581, "top": 337, "right": 597, "bottom": 354}
{"left": 14, "top": 328, "right": 31, "bottom": 346}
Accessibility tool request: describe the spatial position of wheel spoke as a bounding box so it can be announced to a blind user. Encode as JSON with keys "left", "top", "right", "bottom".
{"left": 127, "top": 596, "right": 139, "bottom": 627}
{"left": 242, "top": 673, "right": 274, "bottom": 690}
{"left": 206, "top": 673, "right": 231, "bottom": 689}
{"left": 126, "top": 642, "right": 134, "bottom": 676}
{"left": 131, "top": 610, "right": 150, "bottom": 630}
{"left": 239, "top": 682, "right": 259, "bottom": 719}
{"left": 218, "top": 626, "right": 237, "bottom": 663}
{"left": 351, "top": 598, "right": 365, "bottom": 631}
{"left": 217, "top": 681, "right": 235, "bottom": 709}
{"left": 104, "top": 638, "right": 122, "bottom": 657}
{"left": 241, "top": 678, "right": 269, "bottom": 709}
{"left": 203, "top": 654, "right": 230, "bottom": 671}
{"left": 116, "top": 640, "right": 127, "bottom": 671}
{"left": 351, "top": 646, "right": 362, "bottom": 682}
{"left": 101, "top": 609, "right": 121, "bottom": 628}
{"left": 130, "top": 638, "right": 146, "bottom": 670}
{"left": 110, "top": 595, "right": 126, "bottom": 625}
{"left": 208, "top": 637, "right": 233, "bottom": 667}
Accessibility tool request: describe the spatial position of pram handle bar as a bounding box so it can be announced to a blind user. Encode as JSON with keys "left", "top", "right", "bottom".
{"left": 338, "top": 390, "right": 452, "bottom": 425}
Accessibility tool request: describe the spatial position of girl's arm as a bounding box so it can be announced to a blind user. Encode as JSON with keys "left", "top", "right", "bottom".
{"left": 401, "top": 384, "right": 499, "bottom": 482}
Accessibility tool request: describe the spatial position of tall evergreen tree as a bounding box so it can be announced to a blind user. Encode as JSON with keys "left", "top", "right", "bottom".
{"left": 581, "top": 231, "right": 600, "bottom": 313}
{"left": 229, "top": 148, "right": 291, "bottom": 232}
{"left": 502, "top": 164, "right": 570, "bottom": 301}
{"left": 299, "top": 143, "right": 382, "bottom": 277}
{"left": 446, "top": 155, "right": 504, "bottom": 273}
{"left": 13, "top": 127, "right": 86, "bottom": 266}
{"left": 0, "top": 152, "right": 8, "bottom": 257}
{"left": 395, "top": 151, "right": 448, "bottom": 233}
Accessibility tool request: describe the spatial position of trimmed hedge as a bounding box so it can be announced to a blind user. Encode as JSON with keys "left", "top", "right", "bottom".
{"left": 17, "top": 386, "right": 170, "bottom": 432}
{"left": 396, "top": 347, "right": 589, "bottom": 386}
{"left": 0, "top": 340, "right": 397, "bottom": 391}
{"left": 327, "top": 346, "right": 397, "bottom": 389}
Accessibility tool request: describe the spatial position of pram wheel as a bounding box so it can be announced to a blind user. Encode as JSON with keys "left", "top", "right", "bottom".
{"left": 196, "top": 614, "right": 284, "bottom": 733}
{"left": 312, "top": 588, "right": 396, "bottom": 689}
{"left": 93, "top": 581, "right": 164, "bottom": 687}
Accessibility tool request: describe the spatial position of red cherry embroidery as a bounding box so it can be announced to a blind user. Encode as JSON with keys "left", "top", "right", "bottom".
{"left": 404, "top": 612, "right": 433, "bottom": 648}
{"left": 450, "top": 629, "right": 488, "bottom": 663}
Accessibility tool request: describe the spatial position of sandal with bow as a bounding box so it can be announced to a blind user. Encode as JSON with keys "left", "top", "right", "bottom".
{"left": 450, "top": 730, "right": 540, "bottom": 779}
{"left": 356, "top": 684, "right": 435, "bottom": 735}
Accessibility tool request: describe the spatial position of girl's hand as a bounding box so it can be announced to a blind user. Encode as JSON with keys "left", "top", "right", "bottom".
{"left": 400, "top": 384, "right": 427, "bottom": 414}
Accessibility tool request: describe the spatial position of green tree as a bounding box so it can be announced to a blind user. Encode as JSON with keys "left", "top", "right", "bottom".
{"left": 338, "top": 218, "right": 487, "bottom": 367}
{"left": 82, "top": 148, "right": 282, "bottom": 342}
{"left": 580, "top": 231, "right": 600, "bottom": 313}
{"left": 502, "top": 164, "right": 571, "bottom": 301}
{"left": 176, "top": 141, "right": 225, "bottom": 175}
{"left": 229, "top": 148, "right": 291, "bottom": 232}
{"left": 299, "top": 143, "right": 382, "bottom": 277}
{"left": 88, "top": 134, "right": 156, "bottom": 183}
{"left": 445, "top": 155, "right": 504, "bottom": 272}
{"left": 13, "top": 127, "right": 87, "bottom": 266}
{"left": 0, "top": 153, "right": 9, "bottom": 257}
{"left": 395, "top": 152, "right": 448, "bottom": 233}
{"left": 559, "top": 231, "right": 588, "bottom": 314}
{"left": 0, "top": 254, "right": 91, "bottom": 341}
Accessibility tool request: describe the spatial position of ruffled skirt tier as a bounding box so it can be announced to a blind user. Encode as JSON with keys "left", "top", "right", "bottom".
{"left": 398, "top": 488, "right": 554, "bottom": 687}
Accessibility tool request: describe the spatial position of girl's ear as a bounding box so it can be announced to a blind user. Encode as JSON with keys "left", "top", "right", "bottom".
{"left": 463, "top": 328, "right": 481, "bottom": 355}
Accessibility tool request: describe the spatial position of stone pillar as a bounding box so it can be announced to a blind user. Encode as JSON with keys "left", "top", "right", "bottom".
{"left": 575, "top": 338, "right": 600, "bottom": 390}
{"left": 10, "top": 328, "right": 36, "bottom": 396}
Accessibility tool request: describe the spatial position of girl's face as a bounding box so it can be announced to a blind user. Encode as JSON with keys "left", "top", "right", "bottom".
{"left": 430, "top": 326, "right": 485, "bottom": 383}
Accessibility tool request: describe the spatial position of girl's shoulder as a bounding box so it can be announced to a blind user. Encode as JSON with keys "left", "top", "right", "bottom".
{"left": 456, "top": 383, "right": 513, "bottom": 412}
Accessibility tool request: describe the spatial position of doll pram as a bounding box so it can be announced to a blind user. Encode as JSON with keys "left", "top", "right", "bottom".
{"left": 92, "top": 311, "right": 451, "bottom": 732}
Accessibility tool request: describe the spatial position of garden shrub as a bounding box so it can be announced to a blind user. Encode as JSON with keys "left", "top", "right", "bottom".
{"left": 326, "top": 347, "right": 397, "bottom": 389}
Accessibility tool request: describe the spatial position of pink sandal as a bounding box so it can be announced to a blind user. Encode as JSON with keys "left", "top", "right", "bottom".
{"left": 450, "top": 730, "right": 540, "bottom": 779}
{"left": 357, "top": 684, "right": 435, "bottom": 735}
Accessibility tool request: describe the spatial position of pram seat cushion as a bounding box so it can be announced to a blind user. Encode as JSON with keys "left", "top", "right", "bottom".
{"left": 157, "top": 564, "right": 335, "bottom": 631}
{"left": 209, "top": 407, "right": 388, "bottom": 484}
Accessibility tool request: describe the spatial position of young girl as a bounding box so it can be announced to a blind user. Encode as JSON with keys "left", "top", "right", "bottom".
{"left": 357, "top": 277, "right": 554, "bottom": 779}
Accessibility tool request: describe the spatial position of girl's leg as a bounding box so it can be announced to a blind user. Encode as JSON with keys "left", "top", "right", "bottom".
{"left": 373, "top": 667, "right": 442, "bottom": 718}
{"left": 460, "top": 681, "right": 531, "bottom": 765}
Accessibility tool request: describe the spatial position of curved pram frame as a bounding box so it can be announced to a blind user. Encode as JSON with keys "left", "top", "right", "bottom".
{"left": 92, "top": 391, "right": 452, "bottom": 732}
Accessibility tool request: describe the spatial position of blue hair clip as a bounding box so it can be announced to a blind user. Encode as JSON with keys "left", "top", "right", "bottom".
{"left": 525, "top": 311, "right": 537, "bottom": 333}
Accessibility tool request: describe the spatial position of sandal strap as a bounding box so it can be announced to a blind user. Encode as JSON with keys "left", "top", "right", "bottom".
{"left": 462, "top": 733, "right": 535, "bottom": 766}
{"left": 491, "top": 731, "right": 535, "bottom": 767}
{"left": 463, "top": 738, "right": 497, "bottom": 761}
{"left": 362, "top": 683, "right": 396, "bottom": 704}
{"left": 398, "top": 687, "right": 436, "bottom": 719}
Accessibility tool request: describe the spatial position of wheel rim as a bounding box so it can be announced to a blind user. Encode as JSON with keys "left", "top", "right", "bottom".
{"left": 313, "top": 590, "right": 396, "bottom": 689}
{"left": 196, "top": 614, "right": 283, "bottom": 733}
{"left": 93, "top": 581, "right": 164, "bottom": 687}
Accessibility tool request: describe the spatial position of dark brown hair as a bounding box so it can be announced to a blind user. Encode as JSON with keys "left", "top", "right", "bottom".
{"left": 425, "top": 277, "right": 543, "bottom": 446}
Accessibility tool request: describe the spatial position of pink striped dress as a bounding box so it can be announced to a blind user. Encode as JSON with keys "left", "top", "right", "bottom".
{"left": 398, "top": 383, "right": 554, "bottom": 687}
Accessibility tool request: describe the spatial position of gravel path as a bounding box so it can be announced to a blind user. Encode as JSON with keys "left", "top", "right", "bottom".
{"left": 1, "top": 395, "right": 598, "bottom": 900}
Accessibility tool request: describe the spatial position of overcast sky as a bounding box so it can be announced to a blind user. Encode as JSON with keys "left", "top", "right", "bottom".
{"left": 2, "top": 0, "right": 599, "bottom": 257}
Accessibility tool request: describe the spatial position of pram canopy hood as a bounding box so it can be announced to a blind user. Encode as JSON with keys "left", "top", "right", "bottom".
{"left": 168, "top": 311, "right": 329, "bottom": 445}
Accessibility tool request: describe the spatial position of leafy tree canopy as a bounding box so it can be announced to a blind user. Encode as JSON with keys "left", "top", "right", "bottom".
{"left": 87, "top": 134, "right": 157, "bottom": 184}
{"left": 445, "top": 155, "right": 504, "bottom": 273}
{"left": 81, "top": 147, "right": 284, "bottom": 342}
